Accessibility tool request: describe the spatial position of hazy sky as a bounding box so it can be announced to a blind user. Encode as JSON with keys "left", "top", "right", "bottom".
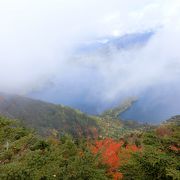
{"left": 0, "top": 0, "right": 180, "bottom": 115}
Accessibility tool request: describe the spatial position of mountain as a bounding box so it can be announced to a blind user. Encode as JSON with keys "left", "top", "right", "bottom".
{"left": 165, "top": 115, "right": 180, "bottom": 125}
{"left": 28, "top": 31, "right": 156, "bottom": 116}
{"left": 101, "top": 97, "right": 137, "bottom": 119}
{"left": 0, "top": 93, "right": 99, "bottom": 137}
{"left": 0, "top": 94, "right": 179, "bottom": 179}
{"left": 120, "top": 83, "right": 180, "bottom": 123}
{"left": 76, "top": 31, "right": 154, "bottom": 55}
{"left": 0, "top": 93, "right": 148, "bottom": 139}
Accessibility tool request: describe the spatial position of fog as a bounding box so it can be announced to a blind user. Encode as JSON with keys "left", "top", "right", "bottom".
{"left": 0, "top": 0, "right": 180, "bottom": 122}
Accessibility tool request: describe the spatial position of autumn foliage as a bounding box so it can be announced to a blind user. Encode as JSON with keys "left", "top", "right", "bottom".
{"left": 169, "top": 145, "right": 180, "bottom": 152}
{"left": 91, "top": 138, "right": 141, "bottom": 179}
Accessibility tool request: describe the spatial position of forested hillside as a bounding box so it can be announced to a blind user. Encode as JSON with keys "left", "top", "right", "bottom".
{"left": 0, "top": 116, "right": 108, "bottom": 179}
{"left": 0, "top": 93, "right": 99, "bottom": 137}
{"left": 0, "top": 94, "right": 148, "bottom": 139}
{"left": 0, "top": 115, "right": 179, "bottom": 179}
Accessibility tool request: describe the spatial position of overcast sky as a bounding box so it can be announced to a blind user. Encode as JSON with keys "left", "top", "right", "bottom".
{"left": 0, "top": 0, "right": 180, "bottom": 111}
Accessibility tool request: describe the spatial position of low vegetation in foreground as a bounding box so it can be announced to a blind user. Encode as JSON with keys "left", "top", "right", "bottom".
{"left": 0, "top": 115, "right": 179, "bottom": 179}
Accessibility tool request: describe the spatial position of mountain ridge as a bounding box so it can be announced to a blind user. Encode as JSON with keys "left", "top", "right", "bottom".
{"left": 0, "top": 93, "right": 148, "bottom": 139}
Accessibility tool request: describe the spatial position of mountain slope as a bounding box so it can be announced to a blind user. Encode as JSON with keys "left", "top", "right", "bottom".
{"left": 0, "top": 93, "right": 150, "bottom": 139}
{"left": 0, "top": 93, "right": 99, "bottom": 137}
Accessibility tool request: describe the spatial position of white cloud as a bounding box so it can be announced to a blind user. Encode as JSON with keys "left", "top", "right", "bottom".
{"left": 0, "top": 0, "right": 179, "bottom": 101}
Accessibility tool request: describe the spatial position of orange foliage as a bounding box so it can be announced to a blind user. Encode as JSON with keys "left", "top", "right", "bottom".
{"left": 169, "top": 145, "right": 180, "bottom": 152}
{"left": 113, "top": 172, "right": 123, "bottom": 180}
{"left": 91, "top": 138, "right": 123, "bottom": 168}
{"left": 91, "top": 138, "right": 141, "bottom": 180}
{"left": 78, "top": 151, "right": 84, "bottom": 157}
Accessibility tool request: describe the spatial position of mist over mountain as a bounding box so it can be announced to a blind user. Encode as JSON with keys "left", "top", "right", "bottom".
{"left": 29, "top": 31, "right": 154, "bottom": 114}
{"left": 121, "top": 82, "right": 180, "bottom": 123}
{"left": 0, "top": 0, "right": 180, "bottom": 123}
{"left": 76, "top": 31, "right": 154, "bottom": 54}
{"left": 29, "top": 30, "right": 180, "bottom": 122}
{"left": 1, "top": 1, "right": 180, "bottom": 179}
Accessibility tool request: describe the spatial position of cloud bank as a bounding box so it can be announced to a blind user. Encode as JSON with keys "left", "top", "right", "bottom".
{"left": 0, "top": 0, "right": 180, "bottom": 121}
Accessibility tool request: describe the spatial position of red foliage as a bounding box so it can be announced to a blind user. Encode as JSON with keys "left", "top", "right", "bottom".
{"left": 169, "top": 145, "right": 180, "bottom": 152}
{"left": 91, "top": 138, "right": 141, "bottom": 179}
{"left": 91, "top": 138, "right": 123, "bottom": 168}
{"left": 113, "top": 172, "right": 123, "bottom": 180}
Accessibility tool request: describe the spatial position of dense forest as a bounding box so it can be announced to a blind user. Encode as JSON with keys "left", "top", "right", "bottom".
{"left": 0, "top": 115, "right": 179, "bottom": 179}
